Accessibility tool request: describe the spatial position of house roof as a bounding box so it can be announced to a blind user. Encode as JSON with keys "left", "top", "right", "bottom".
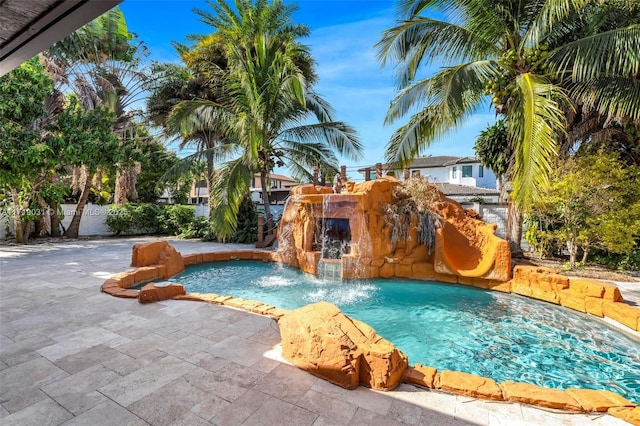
{"left": 1, "top": 0, "right": 122, "bottom": 76}
{"left": 255, "top": 173, "right": 298, "bottom": 183}
{"left": 357, "top": 155, "right": 481, "bottom": 172}
{"left": 433, "top": 183, "right": 499, "bottom": 196}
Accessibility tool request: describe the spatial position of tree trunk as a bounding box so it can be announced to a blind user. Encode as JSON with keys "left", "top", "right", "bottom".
{"left": 260, "top": 170, "right": 274, "bottom": 235}
{"left": 50, "top": 201, "right": 61, "bottom": 237}
{"left": 506, "top": 201, "right": 523, "bottom": 255}
{"left": 206, "top": 150, "right": 215, "bottom": 221}
{"left": 581, "top": 246, "right": 590, "bottom": 264}
{"left": 567, "top": 227, "right": 578, "bottom": 269}
{"left": 10, "top": 189, "right": 25, "bottom": 244}
{"left": 64, "top": 173, "right": 94, "bottom": 238}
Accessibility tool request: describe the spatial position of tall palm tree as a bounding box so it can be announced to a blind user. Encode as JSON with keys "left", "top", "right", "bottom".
{"left": 377, "top": 0, "right": 640, "bottom": 210}
{"left": 169, "top": 0, "right": 362, "bottom": 239}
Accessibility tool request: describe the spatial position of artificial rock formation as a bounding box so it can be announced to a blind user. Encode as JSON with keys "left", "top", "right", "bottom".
{"left": 278, "top": 301, "right": 408, "bottom": 391}
{"left": 278, "top": 177, "right": 511, "bottom": 282}
{"left": 131, "top": 240, "right": 185, "bottom": 279}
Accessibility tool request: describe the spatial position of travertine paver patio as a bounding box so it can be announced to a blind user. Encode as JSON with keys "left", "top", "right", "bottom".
{"left": 0, "top": 237, "right": 634, "bottom": 425}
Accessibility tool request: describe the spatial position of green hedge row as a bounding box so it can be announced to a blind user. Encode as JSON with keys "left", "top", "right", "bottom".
{"left": 105, "top": 199, "right": 259, "bottom": 244}
{"left": 105, "top": 204, "right": 198, "bottom": 237}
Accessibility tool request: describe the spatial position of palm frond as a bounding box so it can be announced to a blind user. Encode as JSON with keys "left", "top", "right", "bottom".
{"left": 509, "top": 73, "right": 570, "bottom": 209}
{"left": 524, "top": 0, "right": 590, "bottom": 46}
{"left": 570, "top": 76, "right": 640, "bottom": 122}
{"left": 278, "top": 122, "right": 363, "bottom": 160}
{"left": 385, "top": 60, "right": 498, "bottom": 124}
{"left": 547, "top": 25, "right": 640, "bottom": 82}
{"left": 209, "top": 158, "right": 252, "bottom": 240}
{"left": 376, "top": 17, "right": 499, "bottom": 86}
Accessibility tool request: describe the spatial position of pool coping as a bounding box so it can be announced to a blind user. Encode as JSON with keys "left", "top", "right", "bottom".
{"left": 101, "top": 248, "right": 640, "bottom": 425}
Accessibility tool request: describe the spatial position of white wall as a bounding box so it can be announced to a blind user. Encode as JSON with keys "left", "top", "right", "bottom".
{"left": 1, "top": 201, "right": 511, "bottom": 242}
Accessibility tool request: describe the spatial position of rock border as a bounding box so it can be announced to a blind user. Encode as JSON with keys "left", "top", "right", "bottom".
{"left": 100, "top": 243, "right": 640, "bottom": 425}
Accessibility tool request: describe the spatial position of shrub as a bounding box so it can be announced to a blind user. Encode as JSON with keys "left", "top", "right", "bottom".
{"left": 181, "top": 215, "right": 217, "bottom": 241}
{"left": 133, "top": 203, "right": 163, "bottom": 234}
{"left": 160, "top": 205, "right": 196, "bottom": 236}
{"left": 106, "top": 205, "right": 136, "bottom": 235}
{"left": 229, "top": 196, "right": 258, "bottom": 244}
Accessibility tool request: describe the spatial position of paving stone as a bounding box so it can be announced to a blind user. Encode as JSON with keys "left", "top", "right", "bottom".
{"left": 128, "top": 375, "right": 210, "bottom": 425}
{"left": 298, "top": 389, "right": 358, "bottom": 425}
{"left": 42, "top": 365, "right": 120, "bottom": 415}
{"left": 169, "top": 411, "right": 213, "bottom": 426}
{"left": 247, "top": 322, "right": 281, "bottom": 346}
{"left": 162, "top": 334, "right": 216, "bottom": 359}
{"left": 0, "top": 397, "right": 73, "bottom": 426}
{"left": 113, "top": 334, "right": 173, "bottom": 359}
{"left": 182, "top": 366, "right": 250, "bottom": 403}
{"left": 1, "top": 389, "right": 48, "bottom": 414}
{"left": 453, "top": 397, "right": 491, "bottom": 424}
{"left": 0, "top": 338, "right": 53, "bottom": 366}
{"left": 348, "top": 407, "right": 404, "bottom": 426}
{"left": 37, "top": 327, "right": 129, "bottom": 361}
{"left": 99, "top": 355, "right": 196, "bottom": 407}
{"left": 310, "top": 379, "right": 393, "bottom": 416}
{"left": 387, "top": 398, "right": 424, "bottom": 425}
{"left": 0, "top": 357, "right": 68, "bottom": 400}
{"left": 206, "top": 335, "right": 272, "bottom": 367}
{"left": 223, "top": 313, "right": 275, "bottom": 338}
{"left": 242, "top": 397, "right": 318, "bottom": 426}
{"left": 61, "top": 399, "right": 148, "bottom": 426}
{"left": 253, "top": 363, "right": 319, "bottom": 404}
{"left": 190, "top": 394, "right": 231, "bottom": 421}
{"left": 53, "top": 344, "right": 136, "bottom": 374}
{"left": 186, "top": 351, "right": 230, "bottom": 372}
{"left": 211, "top": 389, "right": 272, "bottom": 426}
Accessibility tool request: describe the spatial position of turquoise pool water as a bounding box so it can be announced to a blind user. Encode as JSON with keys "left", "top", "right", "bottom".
{"left": 171, "top": 261, "right": 640, "bottom": 403}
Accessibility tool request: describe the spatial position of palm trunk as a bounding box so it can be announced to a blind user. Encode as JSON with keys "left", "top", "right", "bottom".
{"left": 65, "top": 173, "right": 94, "bottom": 238}
{"left": 206, "top": 150, "right": 215, "bottom": 221}
{"left": 260, "top": 170, "right": 274, "bottom": 235}
{"left": 506, "top": 200, "right": 523, "bottom": 255}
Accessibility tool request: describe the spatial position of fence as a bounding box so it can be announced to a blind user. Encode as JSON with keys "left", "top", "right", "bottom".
{"left": 2, "top": 202, "right": 511, "bottom": 242}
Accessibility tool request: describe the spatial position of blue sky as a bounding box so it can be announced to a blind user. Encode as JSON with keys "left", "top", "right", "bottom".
{"left": 120, "top": 0, "right": 496, "bottom": 178}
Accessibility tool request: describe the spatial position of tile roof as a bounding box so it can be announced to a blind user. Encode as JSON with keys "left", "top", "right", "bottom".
{"left": 433, "top": 183, "right": 500, "bottom": 196}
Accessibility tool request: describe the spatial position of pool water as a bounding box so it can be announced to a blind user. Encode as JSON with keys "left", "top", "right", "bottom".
{"left": 171, "top": 261, "right": 640, "bottom": 403}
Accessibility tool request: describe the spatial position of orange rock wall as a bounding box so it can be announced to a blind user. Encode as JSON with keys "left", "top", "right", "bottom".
{"left": 510, "top": 266, "right": 638, "bottom": 332}
{"left": 278, "top": 301, "right": 408, "bottom": 391}
{"left": 278, "top": 178, "right": 511, "bottom": 282}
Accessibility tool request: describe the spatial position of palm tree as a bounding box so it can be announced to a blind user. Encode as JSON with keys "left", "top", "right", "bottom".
{"left": 168, "top": 0, "right": 363, "bottom": 239}
{"left": 376, "top": 0, "right": 640, "bottom": 211}
{"left": 145, "top": 61, "right": 227, "bottom": 221}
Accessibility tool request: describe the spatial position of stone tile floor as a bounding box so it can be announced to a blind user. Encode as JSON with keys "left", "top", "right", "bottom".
{"left": 0, "top": 237, "right": 634, "bottom": 425}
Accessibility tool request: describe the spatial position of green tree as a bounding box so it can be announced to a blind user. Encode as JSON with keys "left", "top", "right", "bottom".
{"left": 47, "top": 97, "right": 124, "bottom": 238}
{"left": 0, "top": 58, "right": 54, "bottom": 243}
{"left": 377, "top": 0, "right": 640, "bottom": 210}
{"left": 168, "top": 0, "right": 362, "bottom": 239}
{"left": 528, "top": 152, "right": 640, "bottom": 268}
{"left": 47, "top": 6, "right": 148, "bottom": 206}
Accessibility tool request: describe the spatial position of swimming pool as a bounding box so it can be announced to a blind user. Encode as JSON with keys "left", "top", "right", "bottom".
{"left": 171, "top": 260, "right": 640, "bottom": 403}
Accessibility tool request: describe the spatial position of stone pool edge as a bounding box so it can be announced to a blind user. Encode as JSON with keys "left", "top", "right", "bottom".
{"left": 100, "top": 244, "right": 640, "bottom": 425}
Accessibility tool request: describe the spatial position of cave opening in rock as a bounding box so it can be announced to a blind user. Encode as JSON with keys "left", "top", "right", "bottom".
{"left": 313, "top": 218, "right": 351, "bottom": 259}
